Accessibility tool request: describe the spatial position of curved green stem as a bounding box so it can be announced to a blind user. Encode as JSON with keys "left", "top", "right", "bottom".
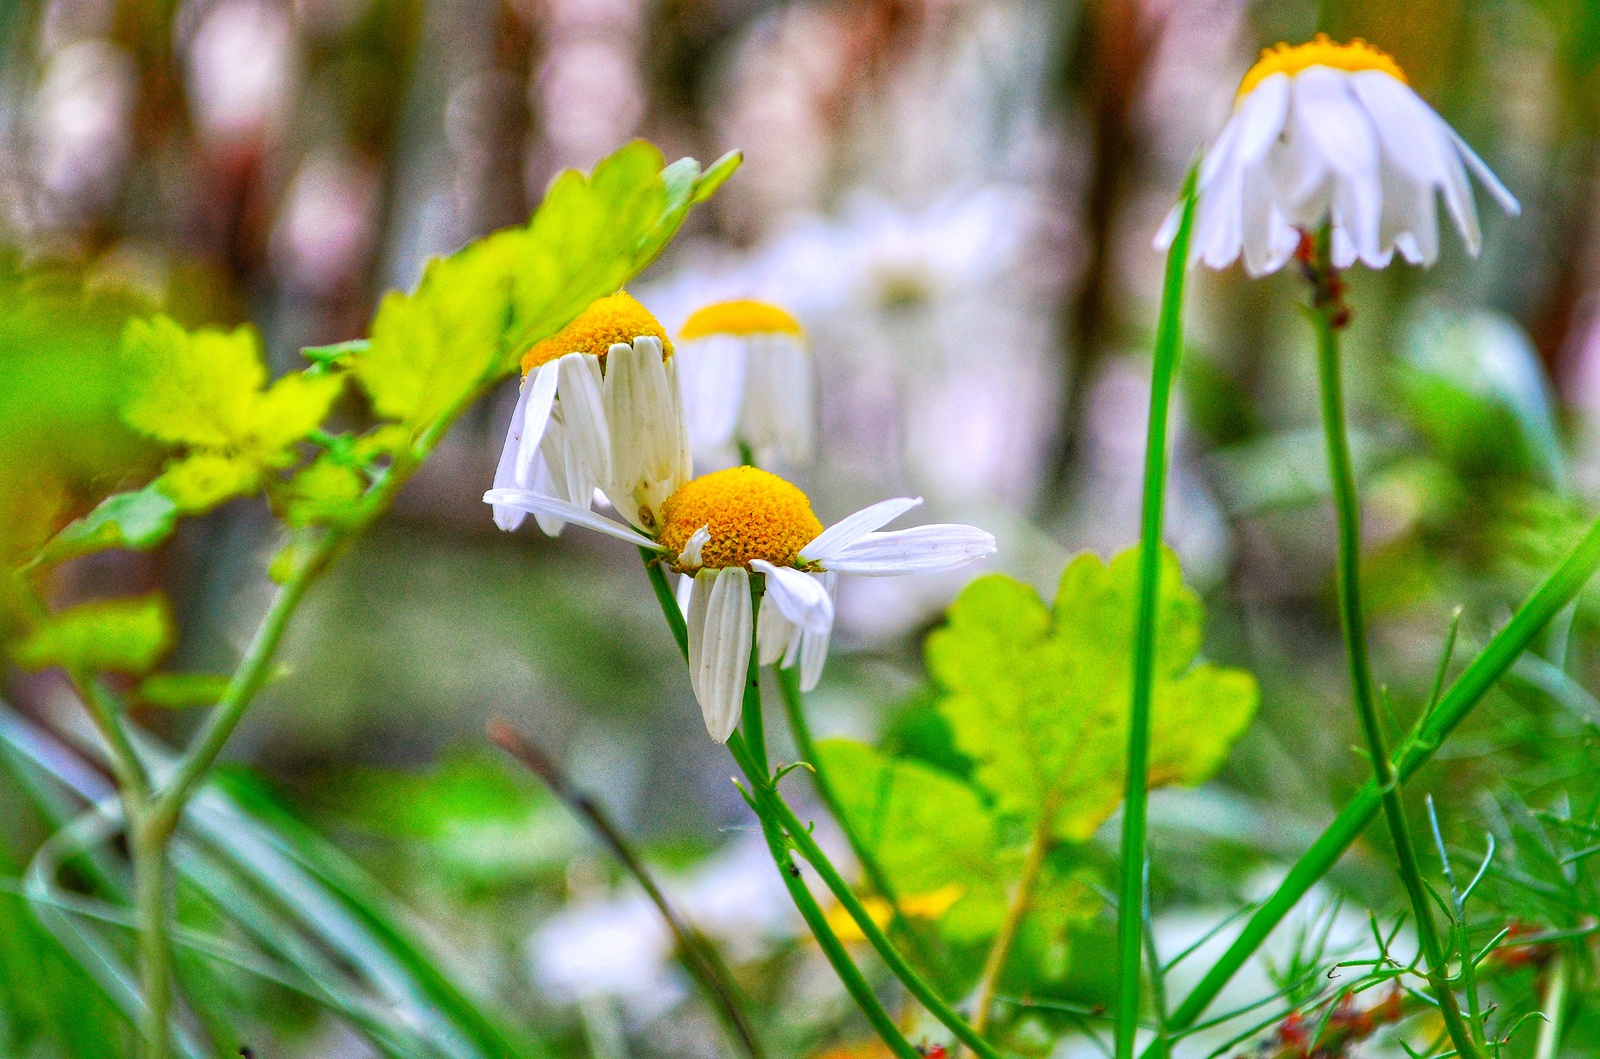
{"left": 643, "top": 551, "right": 689, "bottom": 660}
{"left": 1533, "top": 953, "right": 1570, "bottom": 1059}
{"left": 133, "top": 820, "right": 174, "bottom": 1059}
{"left": 1309, "top": 244, "right": 1481, "bottom": 1059}
{"left": 1115, "top": 163, "right": 1197, "bottom": 1059}
{"left": 775, "top": 667, "right": 935, "bottom": 971}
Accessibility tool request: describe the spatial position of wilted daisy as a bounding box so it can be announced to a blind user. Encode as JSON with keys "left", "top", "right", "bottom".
{"left": 485, "top": 466, "right": 995, "bottom": 742}
{"left": 1162, "top": 34, "right": 1520, "bottom": 276}
{"left": 491, "top": 291, "right": 692, "bottom": 535}
{"left": 676, "top": 300, "right": 815, "bottom": 465}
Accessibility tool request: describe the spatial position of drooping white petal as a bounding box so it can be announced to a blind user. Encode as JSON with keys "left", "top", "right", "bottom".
{"left": 514, "top": 360, "right": 563, "bottom": 486}
{"left": 1291, "top": 67, "right": 1382, "bottom": 267}
{"left": 800, "top": 497, "right": 924, "bottom": 563}
{"left": 678, "top": 335, "right": 747, "bottom": 452}
{"left": 491, "top": 380, "right": 534, "bottom": 531}
{"left": 604, "top": 337, "right": 693, "bottom": 531}
{"left": 555, "top": 353, "right": 610, "bottom": 488}
{"left": 1448, "top": 128, "right": 1520, "bottom": 216}
{"left": 751, "top": 560, "right": 834, "bottom": 634}
{"left": 756, "top": 599, "right": 802, "bottom": 668}
{"left": 817, "top": 524, "right": 997, "bottom": 576}
{"left": 482, "top": 488, "right": 663, "bottom": 550}
{"left": 680, "top": 525, "right": 711, "bottom": 568}
{"left": 796, "top": 571, "right": 837, "bottom": 691}
{"left": 674, "top": 571, "right": 694, "bottom": 617}
{"left": 687, "top": 567, "right": 753, "bottom": 743}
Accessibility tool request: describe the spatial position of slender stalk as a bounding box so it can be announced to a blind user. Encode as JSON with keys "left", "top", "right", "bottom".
{"left": 1144, "top": 511, "right": 1600, "bottom": 1058}
{"left": 133, "top": 819, "right": 174, "bottom": 1059}
{"left": 1114, "top": 163, "right": 1197, "bottom": 1059}
{"left": 743, "top": 581, "right": 769, "bottom": 777}
{"left": 1533, "top": 953, "right": 1570, "bottom": 1059}
{"left": 972, "top": 806, "right": 1054, "bottom": 1036}
{"left": 775, "top": 667, "right": 933, "bottom": 970}
{"left": 1308, "top": 240, "right": 1481, "bottom": 1059}
{"left": 643, "top": 551, "right": 689, "bottom": 661}
{"left": 489, "top": 720, "right": 765, "bottom": 1059}
{"left": 639, "top": 562, "right": 1001, "bottom": 1059}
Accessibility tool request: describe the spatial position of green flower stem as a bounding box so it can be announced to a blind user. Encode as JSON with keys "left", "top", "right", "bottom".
{"left": 639, "top": 562, "right": 1000, "bottom": 1059}
{"left": 643, "top": 551, "right": 690, "bottom": 660}
{"left": 1309, "top": 247, "right": 1482, "bottom": 1059}
{"left": 489, "top": 721, "right": 766, "bottom": 1059}
{"left": 740, "top": 756, "right": 1005, "bottom": 1059}
{"left": 774, "top": 666, "right": 934, "bottom": 972}
{"left": 1114, "top": 163, "right": 1197, "bottom": 1059}
{"left": 743, "top": 581, "right": 770, "bottom": 777}
{"left": 1143, "top": 511, "right": 1600, "bottom": 1058}
{"left": 972, "top": 802, "right": 1054, "bottom": 1036}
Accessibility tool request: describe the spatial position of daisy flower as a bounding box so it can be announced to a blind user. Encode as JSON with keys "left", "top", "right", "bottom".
{"left": 485, "top": 466, "right": 995, "bottom": 742}
{"left": 491, "top": 291, "right": 692, "bottom": 535}
{"left": 1162, "top": 34, "right": 1520, "bottom": 276}
{"left": 676, "top": 299, "right": 815, "bottom": 465}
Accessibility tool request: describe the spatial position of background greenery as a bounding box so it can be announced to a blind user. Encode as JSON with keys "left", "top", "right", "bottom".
{"left": 3, "top": 0, "right": 1600, "bottom": 1056}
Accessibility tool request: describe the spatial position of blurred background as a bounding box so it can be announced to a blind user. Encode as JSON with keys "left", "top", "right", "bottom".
{"left": 4, "top": 0, "right": 1600, "bottom": 1055}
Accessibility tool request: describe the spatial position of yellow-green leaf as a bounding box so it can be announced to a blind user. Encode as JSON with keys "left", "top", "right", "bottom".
{"left": 250, "top": 372, "right": 345, "bottom": 460}
{"left": 927, "top": 548, "right": 1259, "bottom": 842}
{"left": 136, "top": 672, "right": 231, "bottom": 709}
{"left": 13, "top": 594, "right": 173, "bottom": 674}
{"left": 33, "top": 485, "right": 179, "bottom": 565}
{"left": 156, "top": 453, "right": 262, "bottom": 513}
{"left": 283, "top": 454, "right": 366, "bottom": 527}
{"left": 120, "top": 317, "right": 266, "bottom": 448}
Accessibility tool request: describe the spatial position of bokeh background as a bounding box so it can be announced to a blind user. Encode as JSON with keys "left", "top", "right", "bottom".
{"left": 4, "top": 0, "right": 1600, "bottom": 1056}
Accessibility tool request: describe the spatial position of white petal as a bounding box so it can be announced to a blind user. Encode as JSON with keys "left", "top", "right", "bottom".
{"left": 492, "top": 381, "right": 533, "bottom": 531}
{"left": 751, "top": 560, "right": 834, "bottom": 635}
{"left": 799, "top": 497, "right": 924, "bottom": 563}
{"left": 688, "top": 567, "right": 752, "bottom": 743}
{"left": 674, "top": 571, "right": 694, "bottom": 617}
{"left": 1234, "top": 74, "right": 1291, "bottom": 166}
{"left": 756, "top": 599, "right": 801, "bottom": 667}
{"left": 680, "top": 525, "right": 711, "bottom": 568}
{"left": 529, "top": 422, "right": 569, "bottom": 535}
{"left": 678, "top": 335, "right": 746, "bottom": 452}
{"left": 1292, "top": 68, "right": 1382, "bottom": 267}
{"left": 482, "top": 489, "right": 663, "bottom": 549}
{"left": 818, "top": 524, "right": 996, "bottom": 576}
{"left": 513, "top": 361, "right": 562, "bottom": 486}
{"left": 1448, "top": 128, "right": 1520, "bottom": 216}
{"left": 796, "top": 570, "right": 837, "bottom": 691}
{"left": 604, "top": 337, "right": 692, "bottom": 531}
{"left": 556, "top": 353, "right": 610, "bottom": 485}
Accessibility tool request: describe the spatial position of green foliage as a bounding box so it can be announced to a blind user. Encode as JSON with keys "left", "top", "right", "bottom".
{"left": 13, "top": 594, "right": 173, "bottom": 674}
{"left": 31, "top": 484, "right": 179, "bottom": 565}
{"left": 928, "top": 548, "right": 1258, "bottom": 842}
{"left": 135, "top": 672, "right": 232, "bottom": 709}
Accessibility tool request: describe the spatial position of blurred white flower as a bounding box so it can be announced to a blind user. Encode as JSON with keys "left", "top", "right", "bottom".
{"left": 677, "top": 300, "right": 815, "bottom": 467}
{"left": 270, "top": 150, "right": 379, "bottom": 295}
{"left": 1162, "top": 34, "right": 1520, "bottom": 276}
{"left": 31, "top": 39, "right": 135, "bottom": 215}
{"left": 185, "top": 0, "right": 298, "bottom": 150}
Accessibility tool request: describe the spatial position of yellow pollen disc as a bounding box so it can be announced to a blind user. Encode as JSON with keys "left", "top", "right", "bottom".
{"left": 679, "top": 299, "right": 805, "bottom": 340}
{"left": 659, "top": 466, "right": 824, "bottom": 570}
{"left": 520, "top": 291, "right": 673, "bottom": 376}
{"left": 1237, "top": 34, "right": 1406, "bottom": 101}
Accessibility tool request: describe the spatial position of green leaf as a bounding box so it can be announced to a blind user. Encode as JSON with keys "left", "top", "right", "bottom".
{"left": 927, "top": 548, "right": 1259, "bottom": 842}
{"left": 252, "top": 372, "right": 345, "bottom": 459}
{"left": 134, "top": 672, "right": 232, "bottom": 709}
{"left": 13, "top": 594, "right": 173, "bottom": 674}
{"left": 155, "top": 453, "right": 262, "bottom": 513}
{"left": 32, "top": 485, "right": 179, "bottom": 565}
{"left": 120, "top": 317, "right": 267, "bottom": 449}
{"left": 814, "top": 738, "right": 1013, "bottom": 937}
{"left": 282, "top": 455, "right": 366, "bottom": 528}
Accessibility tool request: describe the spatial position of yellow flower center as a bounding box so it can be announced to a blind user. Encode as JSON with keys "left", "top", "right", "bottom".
{"left": 679, "top": 299, "right": 805, "bottom": 340}
{"left": 521, "top": 291, "right": 673, "bottom": 376}
{"left": 1237, "top": 34, "right": 1406, "bottom": 102}
{"left": 659, "top": 466, "right": 824, "bottom": 570}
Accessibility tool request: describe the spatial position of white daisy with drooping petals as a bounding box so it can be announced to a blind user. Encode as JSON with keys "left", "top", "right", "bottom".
{"left": 676, "top": 300, "right": 815, "bottom": 465}
{"left": 1159, "top": 34, "right": 1520, "bottom": 277}
{"left": 485, "top": 466, "right": 995, "bottom": 742}
{"left": 491, "top": 291, "right": 692, "bottom": 536}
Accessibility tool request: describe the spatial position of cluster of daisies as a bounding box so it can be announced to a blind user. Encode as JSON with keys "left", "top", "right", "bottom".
{"left": 486, "top": 33, "right": 1520, "bottom": 743}
{"left": 484, "top": 292, "right": 995, "bottom": 742}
